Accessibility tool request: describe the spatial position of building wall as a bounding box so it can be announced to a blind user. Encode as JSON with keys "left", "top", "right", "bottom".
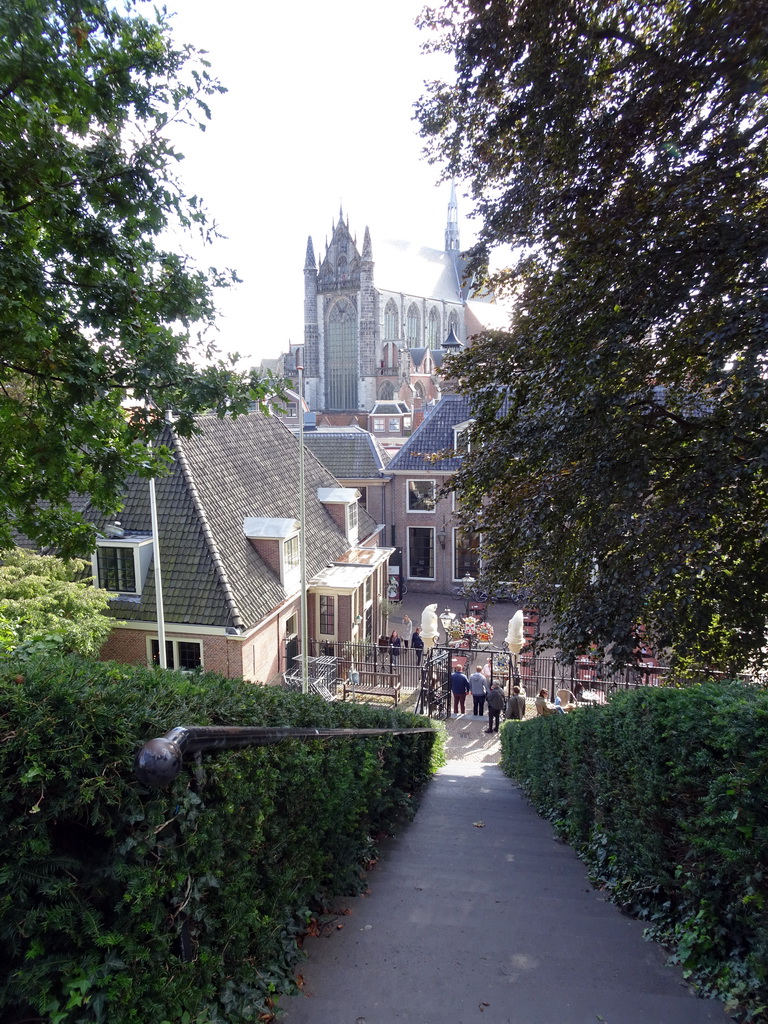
{"left": 387, "top": 472, "right": 457, "bottom": 595}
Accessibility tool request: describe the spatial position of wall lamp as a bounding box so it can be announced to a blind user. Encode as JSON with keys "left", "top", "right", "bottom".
{"left": 437, "top": 519, "right": 447, "bottom": 550}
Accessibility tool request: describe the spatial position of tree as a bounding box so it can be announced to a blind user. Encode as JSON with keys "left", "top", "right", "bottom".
{"left": 0, "top": 548, "right": 111, "bottom": 657}
{"left": 416, "top": 0, "right": 768, "bottom": 670}
{"left": 0, "top": 1, "right": 278, "bottom": 558}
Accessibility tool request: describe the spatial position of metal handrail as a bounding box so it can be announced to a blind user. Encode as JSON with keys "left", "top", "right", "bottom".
{"left": 135, "top": 724, "right": 435, "bottom": 788}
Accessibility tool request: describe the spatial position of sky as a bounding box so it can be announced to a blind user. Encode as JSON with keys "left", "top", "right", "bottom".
{"left": 160, "top": 0, "right": 479, "bottom": 367}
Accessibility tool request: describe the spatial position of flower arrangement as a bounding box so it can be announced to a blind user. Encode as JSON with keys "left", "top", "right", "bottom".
{"left": 444, "top": 616, "right": 494, "bottom": 643}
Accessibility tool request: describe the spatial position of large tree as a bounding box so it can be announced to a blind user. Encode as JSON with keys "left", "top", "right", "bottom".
{"left": 416, "top": 0, "right": 768, "bottom": 670}
{"left": 0, "top": 0, "right": 276, "bottom": 558}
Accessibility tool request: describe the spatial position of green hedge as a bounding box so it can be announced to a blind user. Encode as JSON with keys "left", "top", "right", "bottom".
{"left": 0, "top": 653, "right": 441, "bottom": 1024}
{"left": 500, "top": 683, "right": 768, "bottom": 1020}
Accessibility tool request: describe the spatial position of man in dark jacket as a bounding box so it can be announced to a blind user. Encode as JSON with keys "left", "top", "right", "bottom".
{"left": 450, "top": 666, "right": 470, "bottom": 714}
{"left": 485, "top": 681, "right": 505, "bottom": 732}
{"left": 506, "top": 685, "right": 526, "bottom": 721}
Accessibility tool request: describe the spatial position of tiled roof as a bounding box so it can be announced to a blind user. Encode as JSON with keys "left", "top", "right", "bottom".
{"left": 82, "top": 412, "right": 380, "bottom": 630}
{"left": 386, "top": 394, "right": 473, "bottom": 473}
{"left": 296, "top": 428, "right": 391, "bottom": 479}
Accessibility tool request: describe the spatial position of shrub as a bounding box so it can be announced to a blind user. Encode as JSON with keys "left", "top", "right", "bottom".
{"left": 0, "top": 652, "right": 439, "bottom": 1024}
{"left": 499, "top": 683, "right": 768, "bottom": 1021}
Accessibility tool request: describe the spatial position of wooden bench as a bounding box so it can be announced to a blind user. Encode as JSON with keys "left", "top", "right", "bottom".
{"left": 342, "top": 672, "right": 402, "bottom": 706}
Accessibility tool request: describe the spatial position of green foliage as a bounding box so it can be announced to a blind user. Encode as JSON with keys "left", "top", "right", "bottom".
{"left": 0, "top": 0, "right": 280, "bottom": 558}
{"left": 416, "top": 0, "right": 768, "bottom": 672}
{"left": 0, "top": 652, "right": 438, "bottom": 1024}
{"left": 0, "top": 548, "right": 111, "bottom": 656}
{"left": 499, "top": 685, "right": 768, "bottom": 1019}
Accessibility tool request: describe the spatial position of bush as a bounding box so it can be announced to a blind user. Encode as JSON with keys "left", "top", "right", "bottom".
{"left": 0, "top": 653, "right": 439, "bottom": 1024}
{"left": 499, "top": 683, "right": 768, "bottom": 1021}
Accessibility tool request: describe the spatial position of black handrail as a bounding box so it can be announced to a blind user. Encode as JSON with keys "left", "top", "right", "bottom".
{"left": 135, "top": 724, "right": 435, "bottom": 788}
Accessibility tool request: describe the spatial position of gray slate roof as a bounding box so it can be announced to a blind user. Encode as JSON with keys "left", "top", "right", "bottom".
{"left": 83, "top": 412, "right": 379, "bottom": 630}
{"left": 294, "top": 427, "right": 391, "bottom": 479}
{"left": 386, "top": 394, "right": 473, "bottom": 474}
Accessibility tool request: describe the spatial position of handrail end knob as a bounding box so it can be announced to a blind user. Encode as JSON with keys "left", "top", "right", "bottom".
{"left": 135, "top": 737, "right": 183, "bottom": 788}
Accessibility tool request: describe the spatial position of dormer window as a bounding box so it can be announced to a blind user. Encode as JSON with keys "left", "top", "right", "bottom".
{"left": 454, "top": 419, "right": 475, "bottom": 454}
{"left": 317, "top": 487, "right": 360, "bottom": 544}
{"left": 93, "top": 534, "right": 154, "bottom": 596}
{"left": 244, "top": 517, "right": 301, "bottom": 590}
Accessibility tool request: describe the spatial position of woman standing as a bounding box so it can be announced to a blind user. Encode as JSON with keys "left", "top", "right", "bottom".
{"left": 389, "top": 630, "right": 402, "bottom": 670}
{"left": 401, "top": 614, "right": 413, "bottom": 648}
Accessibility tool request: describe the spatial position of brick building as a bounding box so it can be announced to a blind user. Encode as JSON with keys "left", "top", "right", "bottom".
{"left": 83, "top": 411, "right": 393, "bottom": 683}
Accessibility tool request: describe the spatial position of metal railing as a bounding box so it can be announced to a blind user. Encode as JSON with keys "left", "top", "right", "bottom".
{"left": 135, "top": 724, "right": 435, "bottom": 789}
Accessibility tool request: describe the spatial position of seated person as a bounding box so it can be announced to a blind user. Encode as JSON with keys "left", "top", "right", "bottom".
{"left": 535, "top": 689, "right": 566, "bottom": 715}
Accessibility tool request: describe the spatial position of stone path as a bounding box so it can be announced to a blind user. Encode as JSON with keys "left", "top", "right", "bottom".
{"left": 279, "top": 720, "right": 729, "bottom": 1023}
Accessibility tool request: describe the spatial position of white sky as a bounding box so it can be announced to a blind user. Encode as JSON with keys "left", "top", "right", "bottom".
{"left": 160, "top": 0, "right": 480, "bottom": 367}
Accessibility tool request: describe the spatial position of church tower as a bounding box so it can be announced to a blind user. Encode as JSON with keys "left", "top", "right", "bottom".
{"left": 445, "top": 180, "right": 460, "bottom": 253}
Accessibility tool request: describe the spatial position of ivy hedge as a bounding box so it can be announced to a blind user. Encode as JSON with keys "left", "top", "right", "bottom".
{"left": 499, "top": 683, "right": 768, "bottom": 1021}
{"left": 0, "top": 653, "right": 441, "bottom": 1024}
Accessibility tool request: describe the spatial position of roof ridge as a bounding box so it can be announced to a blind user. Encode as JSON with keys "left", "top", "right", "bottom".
{"left": 172, "top": 433, "right": 244, "bottom": 630}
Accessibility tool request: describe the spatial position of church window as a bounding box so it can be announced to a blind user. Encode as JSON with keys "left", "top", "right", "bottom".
{"left": 384, "top": 300, "right": 398, "bottom": 339}
{"left": 413, "top": 382, "right": 425, "bottom": 402}
{"left": 383, "top": 342, "right": 397, "bottom": 368}
{"left": 427, "top": 307, "right": 440, "bottom": 349}
{"left": 379, "top": 382, "right": 395, "bottom": 400}
{"left": 406, "top": 304, "right": 420, "bottom": 346}
{"left": 448, "top": 310, "right": 460, "bottom": 339}
{"left": 326, "top": 300, "right": 358, "bottom": 410}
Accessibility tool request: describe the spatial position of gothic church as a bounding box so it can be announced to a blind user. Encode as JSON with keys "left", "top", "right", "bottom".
{"left": 270, "top": 187, "right": 501, "bottom": 424}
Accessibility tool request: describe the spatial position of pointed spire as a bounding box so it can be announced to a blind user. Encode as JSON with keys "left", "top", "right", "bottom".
{"left": 304, "top": 236, "right": 316, "bottom": 270}
{"left": 445, "top": 180, "right": 460, "bottom": 253}
{"left": 362, "top": 225, "right": 372, "bottom": 260}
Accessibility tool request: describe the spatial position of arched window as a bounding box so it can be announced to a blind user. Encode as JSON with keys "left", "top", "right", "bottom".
{"left": 448, "top": 310, "right": 460, "bottom": 340}
{"left": 427, "top": 307, "right": 440, "bottom": 349}
{"left": 325, "top": 299, "right": 357, "bottom": 410}
{"left": 384, "top": 300, "right": 398, "bottom": 339}
{"left": 383, "top": 342, "right": 398, "bottom": 368}
{"left": 406, "top": 304, "right": 420, "bottom": 346}
{"left": 379, "top": 381, "right": 395, "bottom": 400}
{"left": 413, "top": 381, "right": 425, "bottom": 402}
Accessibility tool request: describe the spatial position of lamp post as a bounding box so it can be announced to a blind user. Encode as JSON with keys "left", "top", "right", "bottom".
{"left": 297, "top": 361, "right": 309, "bottom": 695}
{"left": 439, "top": 608, "right": 456, "bottom": 637}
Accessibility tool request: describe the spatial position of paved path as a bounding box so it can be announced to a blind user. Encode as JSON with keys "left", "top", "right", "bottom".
{"left": 280, "top": 724, "right": 729, "bottom": 1024}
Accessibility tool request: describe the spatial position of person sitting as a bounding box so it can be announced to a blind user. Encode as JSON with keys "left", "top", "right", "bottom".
{"left": 535, "top": 689, "right": 565, "bottom": 716}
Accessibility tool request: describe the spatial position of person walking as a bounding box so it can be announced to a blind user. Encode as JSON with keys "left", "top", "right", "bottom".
{"left": 401, "top": 614, "right": 413, "bottom": 648}
{"left": 450, "top": 665, "right": 471, "bottom": 715}
{"left": 468, "top": 664, "right": 488, "bottom": 717}
{"left": 485, "top": 681, "right": 505, "bottom": 733}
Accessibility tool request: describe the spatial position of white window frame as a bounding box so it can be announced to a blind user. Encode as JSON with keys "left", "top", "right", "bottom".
{"left": 406, "top": 479, "right": 437, "bottom": 513}
{"left": 453, "top": 419, "right": 475, "bottom": 454}
{"left": 318, "top": 593, "right": 336, "bottom": 638}
{"left": 373, "top": 417, "right": 385, "bottom": 432}
{"left": 147, "top": 636, "right": 204, "bottom": 672}
{"left": 408, "top": 526, "right": 435, "bottom": 580}
{"left": 93, "top": 538, "right": 154, "bottom": 596}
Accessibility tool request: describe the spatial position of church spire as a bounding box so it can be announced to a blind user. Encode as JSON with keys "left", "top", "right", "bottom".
{"left": 362, "top": 225, "right": 372, "bottom": 261}
{"left": 445, "top": 180, "right": 460, "bottom": 253}
{"left": 304, "top": 236, "right": 316, "bottom": 270}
